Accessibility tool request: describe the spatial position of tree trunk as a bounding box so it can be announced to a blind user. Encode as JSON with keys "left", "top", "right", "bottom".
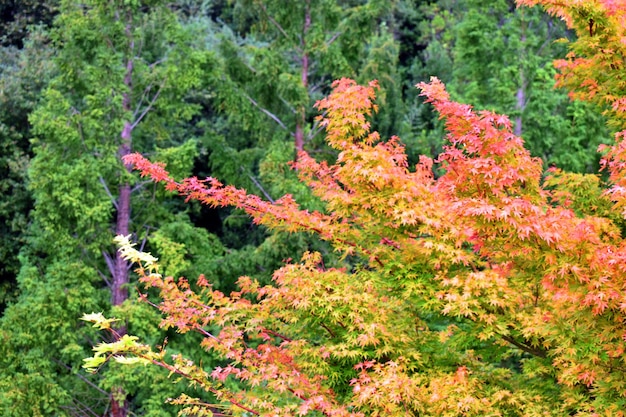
{"left": 294, "top": 0, "right": 311, "bottom": 158}
{"left": 109, "top": 12, "right": 135, "bottom": 417}
{"left": 515, "top": 82, "right": 525, "bottom": 137}
{"left": 113, "top": 132, "right": 131, "bottom": 310}
{"left": 515, "top": 18, "right": 527, "bottom": 138}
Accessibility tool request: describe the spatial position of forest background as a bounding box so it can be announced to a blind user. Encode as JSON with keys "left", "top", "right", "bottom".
{"left": 0, "top": 0, "right": 618, "bottom": 416}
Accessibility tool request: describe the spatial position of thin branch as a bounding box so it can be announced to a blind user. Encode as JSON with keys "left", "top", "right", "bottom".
{"left": 149, "top": 57, "right": 166, "bottom": 69}
{"left": 102, "top": 251, "right": 116, "bottom": 280}
{"left": 241, "top": 167, "right": 275, "bottom": 203}
{"left": 97, "top": 269, "right": 112, "bottom": 288}
{"left": 258, "top": 2, "right": 301, "bottom": 52}
{"left": 308, "top": 79, "right": 325, "bottom": 94}
{"left": 501, "top": 335, "right": 547, "bottom": 358}
{"left": 132, "top": 83, "right": 152, "bottom": 122}
{"left": 139, "top": 233, "right": 148, "bottom": 252}
{"left": 131, "top": 82, "right": 165, "bottom": 130}
{"left": 146, "top": 357, "right": 261, "bottom": 415}
{"left": 262, "top": 328, "right": 293, "bottom": 342}
{"left": 242, "top": 60, "right": 258, "bottom": 74}
{"left": 195, "top": 326, "right": 221, "bottom": 342}
{"left": 99, "top": 176, "right": 118, "bottom": 210}
{"left": 306, "top": 118, "right": 325, "bottom": 142}
{"left": 325, "top": 31, "right": 342, "bottom": 47}
{"left": 279, "top": 96, "right": 297, "bottom": 114}
{"left": 59, "top": 403, "right": 99, "bottom": 417}
{"left": 54, "top": 359, "right": 110, "bottom": 396}
{"left": 137, "top": 289, "right": 159, "bottom": 309}
{"left": 169, "top": 401, "right": 228, "bottom": 417}
{"left": 68, "top": 398, "right": 102, "bottom": 417}
{"left": 320, "top": 323, "right": 336, "bottom": 338}
{"left": 130, "top": 180, "right": 153, "bottom": 194}
{"left": 243, "top": 92, "right": 290, "bottom": 131}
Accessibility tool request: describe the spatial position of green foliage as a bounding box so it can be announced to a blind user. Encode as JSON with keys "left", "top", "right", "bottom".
{"left": 406, "top": 0, "right": 609, "bottom": 172}
{"left": 0, "top": 0, "right": 214, "bottom": 415}
{"left": 0, "top": 29, "right": 55, "bottom": 312}
{"left": 0, "top": 0, "right": 59, "bottom": 47}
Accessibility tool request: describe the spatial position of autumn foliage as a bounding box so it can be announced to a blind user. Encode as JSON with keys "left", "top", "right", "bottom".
{"left": 83, "top": 2, "right": 626, "bottom": 415}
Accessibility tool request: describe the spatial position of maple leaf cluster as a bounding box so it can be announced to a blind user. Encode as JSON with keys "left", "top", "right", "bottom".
{"left": 85, "top": 2, "right": 626, "bottom": 413}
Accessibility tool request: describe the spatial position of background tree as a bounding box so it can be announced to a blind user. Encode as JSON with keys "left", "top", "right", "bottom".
{"left": 0, "top": 0, "right": 58, "bottom": 47}
{"left": 174, "top": 0, "right": 406, "bottom": 293}
{"left": 0, "top": 0, "right": 212, "bottom": 415}
{"left": 406, "top": 0, "right": 608, "bottom": 172}
{"left": 0, "top": 1, "right": 57, "bottom": 313}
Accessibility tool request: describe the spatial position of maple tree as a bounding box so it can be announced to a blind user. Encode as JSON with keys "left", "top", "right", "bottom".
{"left": 83, "top": 66, "right": 626, "bottom": 415}
{"left": 80, "top": 2, "right": 626, "bottom": 415}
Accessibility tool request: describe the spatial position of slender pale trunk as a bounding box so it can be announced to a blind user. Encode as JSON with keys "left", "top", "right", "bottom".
{"left": 294, "top": 0, "right": 310, "bottom": 158}
{"left": 515, "top": 18, "right": 527, "bottom": 138}
{"left": 515, "top": 80, "right": 525, "bottom": 137}
{"left": 113, "top": 69, "right": 133, "bottom": 309}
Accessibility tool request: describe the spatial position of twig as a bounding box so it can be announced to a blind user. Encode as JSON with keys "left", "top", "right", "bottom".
{"left": 54, "top": 359, "right": 110, "bottom": 396}
{"left": 501, "top": 335, "right": 547, "bottom": 358}
{"left": 306, "top": 119, "right": 325, "bottom": 142}
{"left": 258, "top": 2, "right": 300, "bottom": 52}
{"left": 147, "top": 357, "right": 261, "bottom": 415}
{"left": 132, "top": 83, "right": 153, "bottom": 121}
{"left": 241, "top": 167, "right": 275, "bottom": 203}
{"left": 325, "top": 31, "right": 342, "bottom": 47}
{"left": 97, "top": 269, "right": 112, "bottom": 288}
{"left": 99, "top": 176, "right": 119, "bottom": 210}
{"left": 320, "top": 323, "right": 336, "bottom": 338}
{"left": 262, "top": 328, "right": 293, "bottom": 342}
{"left": 130, "top": 180, "right": 152, "bottom": 194}
{"left": 244, "top": 93, "right": 289, "bottom": 131}
{"left": 102, "top": 251, "right": 116, "bottom": 281}
{"left": 279, "top": 96, "right": 297, "bottom": 114}
{"left": 131, "top": 82, "right": 165, "bottom": 130}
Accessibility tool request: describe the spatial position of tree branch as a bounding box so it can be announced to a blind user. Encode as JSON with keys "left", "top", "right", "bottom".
{"left": 262, "top": 328, "right": 293, "bottom": 342}
{"left": 306, "top": 117, "right": 325, "bottom": 142}
{"left": 99, "top": 176, "right": 119, "bottom": 210}
{"left": 501, "top": 335, "right": 547, "bottom": 358}
{"left": 243, "top": 92, "right": 290, "bottom": 131}
{"left": 241, "top": 167, "right": 275, "bottom": 203}
{"left": 97, "top": 269, "right": 112, "bottom": 288}
{"left": 54, "top": 359, "right": 111, "bottom": 396}
{"left": 258, "top": 2, "right": 301, "bottom": 52}
{"left": 325, "top": 31, "right": 342, "bottom": 48}
{"left": 131, "top": 82, "right": 165, "bottom": 130}
{"left": 146, "top": 357, "right": 261, "bottom": 415}
{"left": 103, "top": 250, "right": 116, "bottom": 281}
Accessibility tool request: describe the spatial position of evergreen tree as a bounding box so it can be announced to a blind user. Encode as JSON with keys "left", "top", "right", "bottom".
{"left": 0, "top": 1, "right": 210, "bottom": 415}
{"left": 407, "top": 0, "right": 608, "bottom": 172}
{"left": 0, "top": 24, "right": 56, "bottom": 314}
{"left": 450, "top": 0, "right": 607, "bottom": 172}
{"left": 0, "top": 0, "right": 59, "bottom": 47}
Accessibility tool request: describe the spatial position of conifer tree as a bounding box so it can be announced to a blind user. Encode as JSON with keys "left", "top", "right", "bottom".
{"left": 0, "top": 1, "right": 209, "bottom": 415}
{"left": 0, "top": 30, "right": 54, "bottom": 314}
{"left": 409, "top": 0, "right": 609, "bottom": 172}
